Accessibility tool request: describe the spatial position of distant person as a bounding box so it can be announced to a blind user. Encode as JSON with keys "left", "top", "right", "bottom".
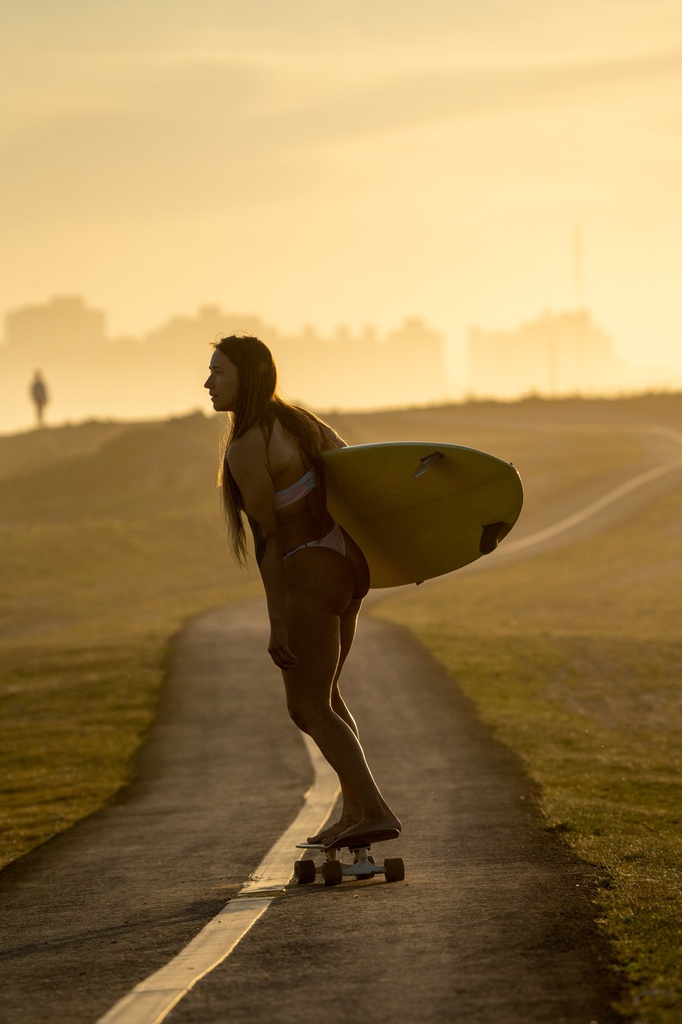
{"left": 30, "top": 370, "right": 49, "bottom": 427}
{"left": 204, "top": 335, "right": 401, "bottom": 847}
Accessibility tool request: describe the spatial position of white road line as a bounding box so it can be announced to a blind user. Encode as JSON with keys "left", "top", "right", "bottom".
{"left": 95, "top": 735, "right": 339, "bottom": 1024}
{"left": 502, "top": 453, "right": 682, "bottom": 555}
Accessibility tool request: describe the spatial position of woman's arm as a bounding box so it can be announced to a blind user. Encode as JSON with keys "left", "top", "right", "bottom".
{"left": 227, "top": 431, "right": 297, "bottom": 671}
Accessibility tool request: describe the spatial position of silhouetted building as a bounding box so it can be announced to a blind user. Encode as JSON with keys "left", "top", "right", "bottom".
{"left": 468, "top": 309, "right": 618, "bottom": 398}
{"left": 1, "top": 296, "right": 448, "bottom": 428}
{"left": 6, "top": 296, "right": 107, "bottom": 355}
{"left": 275, "top": 317, "right": 447, "bottom": 408}
{"left": 1, "top": 296, "right": 110, "bottom": 428}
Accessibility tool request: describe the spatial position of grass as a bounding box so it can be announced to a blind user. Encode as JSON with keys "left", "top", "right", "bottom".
{"left": 373, "top": 472, "right": 682, "bottom": 1024}
{"left": 1, "top": 640, "right": 163, "bottom": 858}
{"left": 0, "top": 413, "right": 261, "bottom": 865}
{"left": 1, "top": 393, "right": 681, "bottom": 1022}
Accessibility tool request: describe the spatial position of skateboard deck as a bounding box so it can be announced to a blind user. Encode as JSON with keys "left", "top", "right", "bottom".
{"left": 294, "top": 833, "right": 405, "bottom": 886}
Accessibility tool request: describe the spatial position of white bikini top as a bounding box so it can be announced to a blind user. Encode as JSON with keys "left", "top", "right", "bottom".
{"left": 273, "top": 468, "right": 318, "bottom": 510}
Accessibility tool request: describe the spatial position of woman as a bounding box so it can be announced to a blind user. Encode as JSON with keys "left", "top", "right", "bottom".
{"left": 204, "top": 334, "right": 401, "bottom": 847}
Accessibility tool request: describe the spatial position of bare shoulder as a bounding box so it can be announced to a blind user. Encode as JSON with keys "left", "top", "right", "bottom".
{"left": 227, "top": 425, "right": 268, "bottom": 477}
{"left": 318, "top": 419, "right": 347, "bottom": 450}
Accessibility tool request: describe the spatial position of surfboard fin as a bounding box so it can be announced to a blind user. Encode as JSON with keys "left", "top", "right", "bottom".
{"left": 413, "top": 451, "right": 444, "bottom": 479}
{"left": 479, "top": 521, "right": 509, "bottom": 555}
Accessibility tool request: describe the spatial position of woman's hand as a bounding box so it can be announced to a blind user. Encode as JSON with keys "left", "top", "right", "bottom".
{"left": 268, "top": 623, "right": 298, "bottom": 671}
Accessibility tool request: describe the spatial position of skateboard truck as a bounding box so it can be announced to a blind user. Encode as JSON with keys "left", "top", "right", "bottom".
{"left": 294, "top": 838, "right": 405, "bottom": 886}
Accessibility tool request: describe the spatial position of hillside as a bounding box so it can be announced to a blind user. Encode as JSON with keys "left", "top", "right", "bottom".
{"left": 1, "top": 394, "right": 681, "bottom": 1023}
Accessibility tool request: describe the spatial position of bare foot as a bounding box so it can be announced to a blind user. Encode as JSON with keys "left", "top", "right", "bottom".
{"left": 331, "top": 813, "right": 402, "bottom": 847}
{"left": 307, "top": 816, "right": 355, "bottom": 846}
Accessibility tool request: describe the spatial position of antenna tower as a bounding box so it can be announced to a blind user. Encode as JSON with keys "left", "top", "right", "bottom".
{"left": 573, "top": 224, "right": 585, "bottom": 310}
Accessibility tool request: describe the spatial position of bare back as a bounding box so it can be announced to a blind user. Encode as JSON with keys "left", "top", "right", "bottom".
{"left": 265, "top": 418, "right": 339, "bottom": 554}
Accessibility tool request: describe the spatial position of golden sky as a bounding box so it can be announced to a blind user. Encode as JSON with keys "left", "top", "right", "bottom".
{"left": 2, "top": 0, "right": 681, "bottom": 377}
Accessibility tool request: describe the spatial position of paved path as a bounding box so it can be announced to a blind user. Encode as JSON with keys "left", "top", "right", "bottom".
{"left": 1, "top": 600, "right": 622, "bottom": 1023}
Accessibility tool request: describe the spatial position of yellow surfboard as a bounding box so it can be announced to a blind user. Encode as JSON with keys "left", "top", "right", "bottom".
{"left": 321, "top": 442, "right": 523, "bottom": 588}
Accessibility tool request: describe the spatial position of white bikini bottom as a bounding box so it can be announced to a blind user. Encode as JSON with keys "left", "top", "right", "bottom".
{"left": 284, "top": 522, "right": 346, "bottom": 560}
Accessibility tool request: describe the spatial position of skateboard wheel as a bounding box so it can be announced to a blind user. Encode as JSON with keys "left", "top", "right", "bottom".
{"left": 294, "top": 859, "right": 316, "bottom": 885}
{"left": 383, "top": 857, "right": 405, "bottom": 883}
{"left": 322, "top": 860, "right": 344, "bottom": 886}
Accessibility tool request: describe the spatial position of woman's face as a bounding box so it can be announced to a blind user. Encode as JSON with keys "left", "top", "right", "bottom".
{"left": 204, "top": 349, "right": 240, "bottom": 412}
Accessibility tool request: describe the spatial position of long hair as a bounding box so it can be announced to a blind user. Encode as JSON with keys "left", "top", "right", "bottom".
{"left": 214, "top": 334, "right": 332, "bottom": 564}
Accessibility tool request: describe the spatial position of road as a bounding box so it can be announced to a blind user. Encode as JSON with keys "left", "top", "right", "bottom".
{"left": 2, "top": 425, "right": 681, "bottom": 1023}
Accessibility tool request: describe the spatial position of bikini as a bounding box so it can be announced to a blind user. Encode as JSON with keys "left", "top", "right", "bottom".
{"left": 274, "top": 468, "right": 347, "bottom": 560}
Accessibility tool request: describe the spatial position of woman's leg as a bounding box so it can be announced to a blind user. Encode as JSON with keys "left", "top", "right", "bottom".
{"left": 309, "top": 597, "right": 363, "bottom": 843}
{"left": 331, "top": 595, "right": 362, "bottom": 733}
{"left": 283, "top": 550, "right": 400, "bottom": 841}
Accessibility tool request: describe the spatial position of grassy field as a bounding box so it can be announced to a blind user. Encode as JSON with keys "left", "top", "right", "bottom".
{"left": 0, "top": 413, "right": 261, "bottom": 864}
{"left": 1, "top": 393, "right": 680, "bottom": 1023}
{"left": 373, "top": 482, "right": 681, "bottom": 1024}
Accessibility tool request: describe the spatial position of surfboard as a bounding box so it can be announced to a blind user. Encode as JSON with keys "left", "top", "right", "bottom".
{"left": 321, "top": 442, "right": 523, "bottom": 588}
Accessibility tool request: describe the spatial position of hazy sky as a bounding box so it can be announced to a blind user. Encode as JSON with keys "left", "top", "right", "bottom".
{"left": 2, "top": 0, "right": 681, "bottom": 377}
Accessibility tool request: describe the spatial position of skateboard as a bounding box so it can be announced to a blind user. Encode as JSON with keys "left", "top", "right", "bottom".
{"left": 294, "top": 831, "right": 405, "bottom": 886}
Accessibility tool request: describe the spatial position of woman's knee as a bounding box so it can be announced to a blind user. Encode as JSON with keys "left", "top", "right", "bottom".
{"left": 286, "top": 694, "right": 329, "bottom": 734}
{"left": 287, "top": 706, "right": 309, "bottom": 734}
{"left": 286, "top": 691, "right": 308, "bottom": 732}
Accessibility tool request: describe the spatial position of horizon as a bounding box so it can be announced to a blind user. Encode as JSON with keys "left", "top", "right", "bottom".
{"left": 1, "top": 293, "right": 682, "bottom": 434}
{"left": 2, "top": 368, "right": 681, "bottom": 443}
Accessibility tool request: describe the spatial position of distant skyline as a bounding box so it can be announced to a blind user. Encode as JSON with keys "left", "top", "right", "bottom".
{"left": 1, "top": 293, "right": 679, "bottom": 435}
{"left": 2, "top": 1, "right": 682, "bottom": 380}
{"left": 0, "top": 296, "right": 451, "bottom": 431}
